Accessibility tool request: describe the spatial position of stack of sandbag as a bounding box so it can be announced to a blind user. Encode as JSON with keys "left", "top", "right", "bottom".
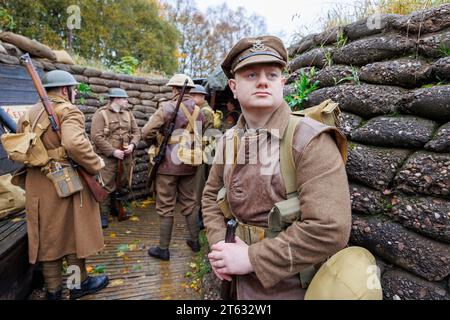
{"left": 0, "top": 32, "right": 56, "bottom": 61}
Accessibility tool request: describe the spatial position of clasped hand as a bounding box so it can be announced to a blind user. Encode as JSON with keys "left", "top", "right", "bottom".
{"left": 208, "top": 236, "right": 254, "bottom": 282}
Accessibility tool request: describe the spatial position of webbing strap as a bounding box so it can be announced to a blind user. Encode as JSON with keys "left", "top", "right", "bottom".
{"left": 280, "top": 115, "right": 301, "bottom": 198}
{"left": 179, "top": 103, "right": 200, "bottom": 133}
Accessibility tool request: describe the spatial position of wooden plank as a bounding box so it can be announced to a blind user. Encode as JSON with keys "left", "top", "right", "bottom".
{"left": 0, "top": 220, "right": 25, "bottom": 242}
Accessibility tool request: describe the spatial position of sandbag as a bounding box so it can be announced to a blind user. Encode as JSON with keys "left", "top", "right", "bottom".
{"left": 0, "top": 32, "right": 56, "bottom": 61}
{"left": 0, "top": 42, "right": 7, "bottom": 55}
{"left": 0, "top": 41, "right": 23, "bottom": 57}
{"left": 54, "top": 50, "right": 75, "bottom": 65}
{"left": 0, "top": 173, "right": 26, "bottom": 220}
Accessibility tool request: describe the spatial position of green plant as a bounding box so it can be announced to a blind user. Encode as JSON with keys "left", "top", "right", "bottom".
{"left": 112, "top": 55, "right": 139, "bottom": 75}
{"left": 76, "top": 83, "right": 92, "bottom": 105}
{"left": 284, "top": 67, "right": 320, "bottom": 111}
{"left": 186, "top": 231, "right": 211, "bottom": 294}
{"left": 439, "top": 43, "right": 450, "bottom": 57}
{"left": 336, "top": 30, "right": 348, "bottom": 48}
{"left": 0, "top": 7, "right": 15, "bottom": 31}
{"left": 335, "top": 66, "right": 361, "bottom": 85}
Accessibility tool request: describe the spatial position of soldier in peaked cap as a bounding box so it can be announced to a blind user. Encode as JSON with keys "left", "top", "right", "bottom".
{"left": 202, "top": 36, "right": 353, "bottom": 299}
{"left": 142, "top": 74, "right": 207, "bottom": 261}
{"left": 91, "top": 88, "right": 141, "bottom": 228}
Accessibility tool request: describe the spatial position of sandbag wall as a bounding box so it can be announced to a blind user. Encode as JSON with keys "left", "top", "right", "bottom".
{"left": 287, "top": 5, "right": 450, "bottom": 300}
{"left": 0, "top": 44, "right": 171, "bottom": 201}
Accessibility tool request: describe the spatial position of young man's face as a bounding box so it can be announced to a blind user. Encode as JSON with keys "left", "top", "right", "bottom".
{"left": 191, "top": 93, "right": 206, "bottom": 106}
{"left": 113, "top": 97, "right": 128, "bottom": 108}
{"left": 228, "top": 63, "right": 285, "bottom": 112}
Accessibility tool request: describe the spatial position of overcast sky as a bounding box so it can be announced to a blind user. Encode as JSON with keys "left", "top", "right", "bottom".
{"left": 196, "top": 0, "right": 362, "bottom": 45}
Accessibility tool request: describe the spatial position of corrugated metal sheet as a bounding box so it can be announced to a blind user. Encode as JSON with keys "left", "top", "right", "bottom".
{"left": 0, "top": 63, "right": 44, "bottom": 106}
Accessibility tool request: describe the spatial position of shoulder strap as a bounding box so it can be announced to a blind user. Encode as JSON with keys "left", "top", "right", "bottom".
{"left": 100, "top": 109, "right": 109, "bottom": 134}
{"left": 280, "top": 115, "right": 301, "bottom": 198}
{"left": 180, "top": 103, "right": 200, "bottom": 132}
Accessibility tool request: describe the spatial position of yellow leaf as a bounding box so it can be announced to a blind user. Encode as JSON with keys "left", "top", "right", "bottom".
{"left": 109, "top": 232, "right": 117, "bottom": 238}
{"left": 129, "top": 216, "right": 140, "bottom": 222}
{"left": 12, "top": 218, "right": 24, "bottom": 223}
{"left": 123, "top": 255, "right": 130, "bottom": 261}
{"left": 116, "top": 252, "right": 125, "bottom": 257}
{"left": 86, "top": 266, "right": 94, "bottom": 273}
{"left": 110, "top": 279, "right": 124, "bottom": 287}
{"left": 189, "top": 262, "right": 197, "bottom": 269}
{"left": 125, "top": 230, "right": 131, "bottom": 234}
{"left": 128, "top": 244, "right": 138, "bottom": 251}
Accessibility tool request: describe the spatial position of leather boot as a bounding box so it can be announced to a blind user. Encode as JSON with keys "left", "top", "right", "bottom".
{"left": 148, "top": 246, "right": 170, "bottom": 261}
{"left": 185, "top": 212, "right": 200, "bottom": 252}
{"left": 69, "top": 275, "right": 109, "bottom": 300}
{"left": 186, "top": 239, "right": 200, "bottom": 252}
{"left": 148, "top": 217, "right": 173, "bottom": 261}
{"left": 46, "top": 290, "right": 62, "bottom": 300}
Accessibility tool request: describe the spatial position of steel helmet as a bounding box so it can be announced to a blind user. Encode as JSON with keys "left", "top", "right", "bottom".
{"left": 190, "top": 84, "right": 208, "bottom": 95}
{"left": 108, "top": 88, "right": 129, "bottom": 98}
{"left": 305, "top": 246, "right": 383, "bottom": 300}
{"left": 42, "top": 70, "right": 79, "bottom": 88}
{"left": 166, "top": 74, "right": 195, "bottom": 88}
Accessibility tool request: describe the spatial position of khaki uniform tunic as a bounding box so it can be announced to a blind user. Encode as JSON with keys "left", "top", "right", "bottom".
{"left": 202, "top": 102, "right": 352, "bottom": 299}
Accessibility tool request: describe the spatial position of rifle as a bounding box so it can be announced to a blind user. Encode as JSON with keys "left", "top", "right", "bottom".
{"left": 147, "top": 79, "right": 189, "bottom": 189}
{"left": 115, "top": 138, "right": 128, "bottom": 222}
{"left": 20, "top": 53, "right": 108, "bottom": 202}
{"left": 220, "top": 219, "right": 238, "bottom": 300}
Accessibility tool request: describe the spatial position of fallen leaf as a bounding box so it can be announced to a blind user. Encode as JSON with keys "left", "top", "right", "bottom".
{"left": 128, "top": 244, "right": 138, "bottom": 251}
{"left": 189, "top": 262, "right": 197, "bottom": 269}
{"left": 116, "top": 251, "right": 125, "bottom": 258}
{"left": 123, "top": 255, "right": 130, "bottom": 261}
{"left": 125, "top": 230, "right": 131, "bottom": 234}
{"left": 11, "top": 218, "right": 24, "bottom": 223}
{"left": 132, "top": 264, "right": 142, "bottom": 271}
{"left": 129, "top": 216, "right": 140, "bottom": 222}
{"left": 110, "top": 279, "right": 124, "bottom": 287}
{"left": 122, "top": 268, "right": 129, "bottom": 274}
{"left": 117, "top": 244, "right": 129, "bottom": 252}
{"left": 94, "top": 265, "right": 105, "bottom": 274}
{"left": 109, "top": 232, "right": 117, "bottom": 238}
{"left": 86, "top": 266, "right": 94, "bottom": 273}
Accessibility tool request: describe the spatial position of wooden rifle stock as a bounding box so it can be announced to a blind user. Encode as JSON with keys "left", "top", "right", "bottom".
{"left": 115, "top": 139, "right": 128, "bottom": 221}
{"left": 20, "top": 53, "right": 108, "bottom": 202}
{"left": 220, "top": 219, "right": 237, "bottom": 300}
{"left": 147, "top": 79, "right": 189, "bottom": 189}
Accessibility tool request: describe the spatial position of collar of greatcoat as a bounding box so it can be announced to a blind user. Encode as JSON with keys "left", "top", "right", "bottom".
{"left": 234, "top": 101, "right": 291, "bottom": 140}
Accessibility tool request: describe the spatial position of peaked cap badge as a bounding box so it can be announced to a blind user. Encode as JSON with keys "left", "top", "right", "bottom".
{"left": 250, "top": 40, "right": 268, "bottom": 52}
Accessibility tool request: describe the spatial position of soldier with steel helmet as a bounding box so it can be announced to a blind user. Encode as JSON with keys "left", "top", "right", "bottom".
{"left": 91, "top": 88, "right": 141, "bottom": 228}
{"left": 15, "top": 70, "right": 108, "bottom": 299}
{"left": 142, "top": 74, "right": 207, "bottom": 261}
